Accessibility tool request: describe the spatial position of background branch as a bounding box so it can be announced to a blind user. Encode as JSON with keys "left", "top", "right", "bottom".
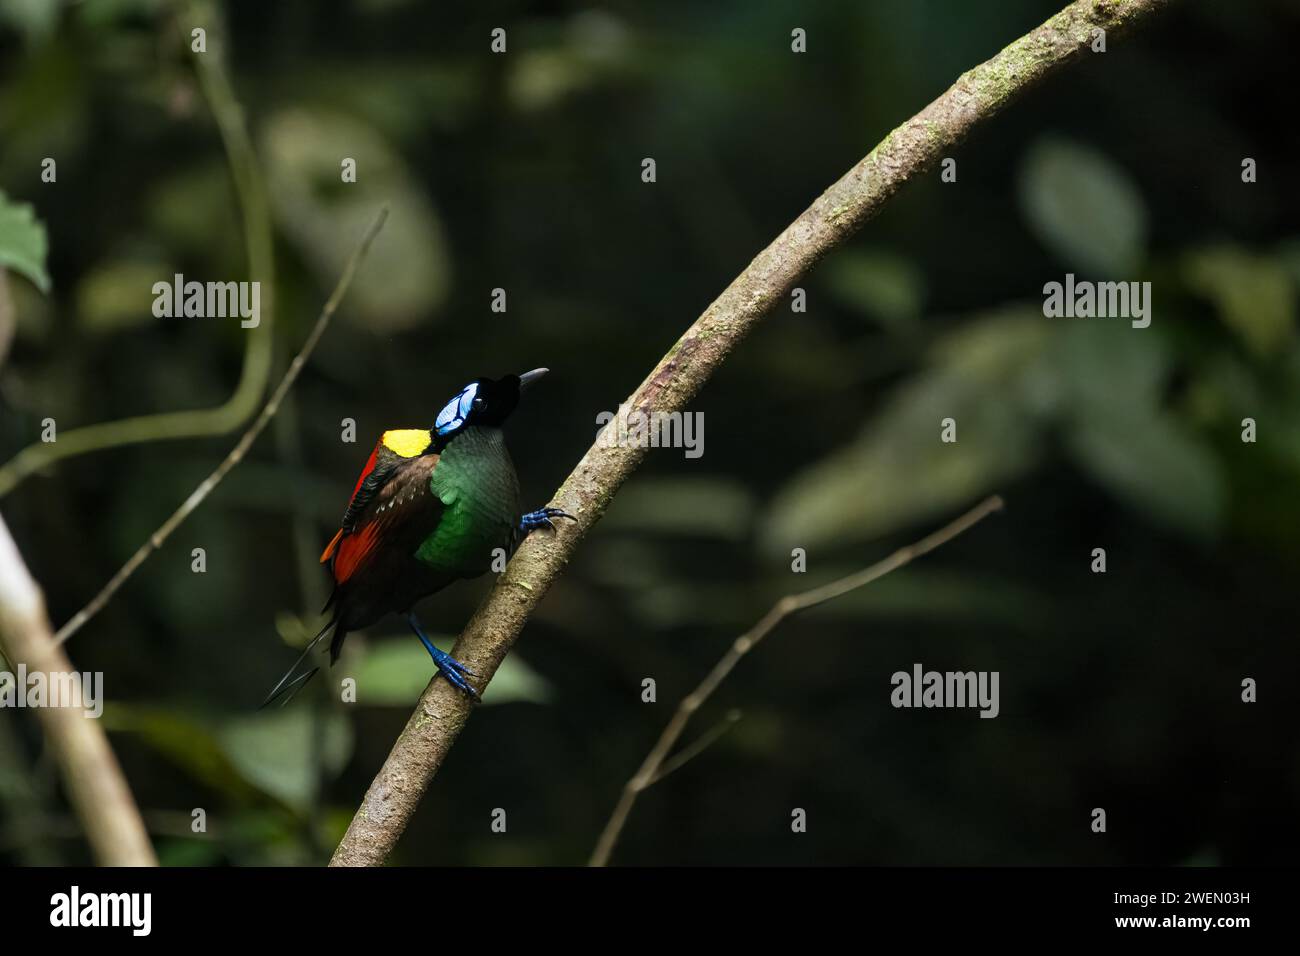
{"left": 0, "top": 514, "right": 156, "bottom": 866}
{"left": 0, "top": 2, "right": 273, "bottom": 499}
{"left": 54, "top": 208, "right": 388, "bottom": 646}
{"left": 589, "top": 495, "right": 1004, "bottom": 867}
{"left": 329, "top": 0, "right": 1173, "bottom": 867}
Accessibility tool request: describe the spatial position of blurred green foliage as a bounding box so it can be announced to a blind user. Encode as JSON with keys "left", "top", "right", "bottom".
{"left": 2, "top": 0, "right": 1299, "bottom": 866}
{"left": 0, "top": 190, "right": 49, "bottom": 292}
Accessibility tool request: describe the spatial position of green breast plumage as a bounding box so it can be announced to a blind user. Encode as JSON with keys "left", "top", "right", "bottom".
{"left": 415, "top": 426, "right": 520, "bottom": 574}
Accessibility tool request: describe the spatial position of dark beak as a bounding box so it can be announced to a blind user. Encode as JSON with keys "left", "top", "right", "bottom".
{"left": 518, "top": 368, "right": 549, "bottom": 391}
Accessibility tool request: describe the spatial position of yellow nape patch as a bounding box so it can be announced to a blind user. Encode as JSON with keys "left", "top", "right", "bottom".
{"left": 381, "top": 428, "right": 433, "bottom": 458}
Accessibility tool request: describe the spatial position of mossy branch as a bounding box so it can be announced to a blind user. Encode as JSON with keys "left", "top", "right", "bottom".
{"left": 329, "top": 0, "right": 1176, "bottom": 867}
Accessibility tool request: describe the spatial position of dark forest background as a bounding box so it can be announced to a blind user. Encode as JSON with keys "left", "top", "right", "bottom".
{"left": 2, "top": 0, "right": 1298, "bottom": 865}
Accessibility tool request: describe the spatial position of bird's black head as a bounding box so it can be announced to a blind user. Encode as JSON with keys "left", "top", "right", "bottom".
{"left": 432, "top": 368, "right": 547, "bottom": 438}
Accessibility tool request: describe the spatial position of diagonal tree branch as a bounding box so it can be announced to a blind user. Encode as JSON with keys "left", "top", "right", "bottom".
{"left": 590, "top": 495, "right": 1005, "bottom": 867}
{"left": 0, "top": 514, "right": 156, "bottom": 866}
{"left": 329, "top": 0, "right": 1175, "bottom": 867}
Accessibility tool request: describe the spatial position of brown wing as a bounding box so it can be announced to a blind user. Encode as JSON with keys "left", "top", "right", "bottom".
{"left": 324, "top": 454, "right": 442, "bottom": 586}
{"left": 321, "top": 430, "right": 433, "bottom": 563}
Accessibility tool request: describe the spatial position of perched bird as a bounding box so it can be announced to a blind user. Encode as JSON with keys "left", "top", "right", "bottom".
{"left": 263, "top": 368, "right": 572, "bottom": 706}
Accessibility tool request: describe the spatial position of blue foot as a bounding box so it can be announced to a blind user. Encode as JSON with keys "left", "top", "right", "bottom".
{"left": 518, "top": 506, "right": 576, "bottom": 534}
{"left": 408, "top": 614, "right": 479, "bottom": 700}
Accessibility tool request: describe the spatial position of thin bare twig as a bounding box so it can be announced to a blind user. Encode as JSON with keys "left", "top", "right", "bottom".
{"left": 589, "top": 495, "right": 1004, "bottom": 866}
{"left": 54, "top": 207, "right": 388, "bottom": 645}
{"left": 0, "top": 514, "right": 157, "bottom": 865}
{"left": 647, "top": 709, "right": 742, "bottom": 787}
{"left": 329, "top": 0, "right": 1173, "bottom": 868}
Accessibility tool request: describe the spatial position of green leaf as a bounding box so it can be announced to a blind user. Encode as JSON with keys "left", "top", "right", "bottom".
{"left": 507, "top": 49, "right": 599, "bottom": 112}
{"left": 0, "top": 192, "right": 51, "bottom": 293}
{"left": 217, "top": 707, "right": 354, "bottom": 809}
{"left": 76, "top": 259, "right": 171, "bottom": 333}
{"left": 0, "top": 0, "right": 62, "bottom": 42}
{"left": 105, "top": 701, "right": 356, "bottom": 815}
{"left": 822, "top": 249, "right": 925, "bottom": 331}
{"left": 762, "top": 309, "right": 1051, "bottom": 552}
{"left": 100, "top": 704, "right": 276, "bottom": 806}
{"left": 1019, "top": 138, "right": 1147, "bottom": 276}
{"left": 1183, "top": 246, "right": 1296, "bottom": 358}
{"left": 1067, "top": 410, "right": 1225, "bottom": 539}
{"left": 1051, "top": 317, "right": 1171, "bottom": 415}
{"left": 348, "top": 637, "right": 552, "bottom": 706}
{"left": 260, "top": 109, "right": 449, "bottom": 331}
{"left": 1045, "top": 318, "right": 1225, "bottom": 536}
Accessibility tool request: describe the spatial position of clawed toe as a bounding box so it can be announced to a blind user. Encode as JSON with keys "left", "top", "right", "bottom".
{"left": 519, "top": 506, "right": 576, "bottom": 534}
{"left": 438, "top": 659, "right": 481, "bottom": 699}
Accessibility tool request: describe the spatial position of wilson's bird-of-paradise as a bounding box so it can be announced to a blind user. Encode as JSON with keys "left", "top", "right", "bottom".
{"left": 263, "top": 368, "right": 572, "bottom": 706}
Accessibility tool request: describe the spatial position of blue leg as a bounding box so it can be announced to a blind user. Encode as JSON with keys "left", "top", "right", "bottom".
{"left": 407, "top": 614, "right": 480, "bottom": 700}
{"left": 518, "top": 506, "right": 576, "bottom": 534}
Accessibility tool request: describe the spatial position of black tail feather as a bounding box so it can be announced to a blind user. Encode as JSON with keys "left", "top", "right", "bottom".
{"left": 329, "top": 622, "right": 351, "bottom": 665}
{"left": 259, "top": 618, "right": 336, "bottom": 710}
{"left": 263, "top": 666, "right": 320, "bottom": 709}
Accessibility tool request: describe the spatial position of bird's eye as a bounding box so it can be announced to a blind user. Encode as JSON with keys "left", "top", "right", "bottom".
{"left": 471, "top": 397, "right": 485, "bottom": 410}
